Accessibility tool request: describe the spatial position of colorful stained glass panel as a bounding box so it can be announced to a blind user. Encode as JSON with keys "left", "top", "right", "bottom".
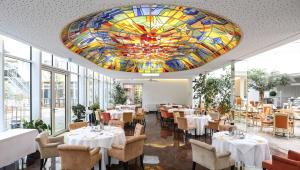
{"left": 61, "top": 5, "right": 241, "bottom": 73}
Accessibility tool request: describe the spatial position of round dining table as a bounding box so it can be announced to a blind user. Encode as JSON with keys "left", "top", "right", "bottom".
{"left": 106, "top": 109, "right": 135, "bottom": 119}
{"left": 185, "top": 115, "right": 211, "bottom": 135}
{"left": 65, "top": 126, "right": 126, "bottom": 170}
{"left": 168, "top": 108, "right": 195, "bottom": 115}
{"left": 212, "top": 131, "right": 271, "bottom": 168}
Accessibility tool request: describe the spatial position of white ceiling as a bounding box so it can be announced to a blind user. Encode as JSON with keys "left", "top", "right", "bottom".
{"left": 0, "top": 0, "right": 300, "bottom": 79}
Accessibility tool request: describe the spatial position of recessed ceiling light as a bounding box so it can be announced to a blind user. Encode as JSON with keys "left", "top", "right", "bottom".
{"left": 142, "top": 73, "right": 160, "bottom": 77}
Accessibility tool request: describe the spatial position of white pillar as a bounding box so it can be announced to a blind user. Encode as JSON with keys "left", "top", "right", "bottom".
{"left": 230, "top": 61, "right": 235, "bottom": 106}
{"left": 79, "top": 67, "right": 86, "bottom": 106}
{"left": 0, "top": 38, "right": 4, "bottom": 131}
{"left": 31, "top": 47, "right": 41, "bottom": 120}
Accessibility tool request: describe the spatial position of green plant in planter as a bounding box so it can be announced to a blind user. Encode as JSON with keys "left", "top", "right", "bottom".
{"left": 269, "top": 91, "right": 277, "bottom": 97}
{"left": 89, "top": 102, "right": 100, "bottom": 112}
{"left": 111, "top": 82, "right": 128, "bottom": 105}
{"left": 72, "top": 104, "right": 86, "bottom": 122}
{"left": 22, "top": 119, "right": 51, "bottom": 133}
{"left": 248, "top": 69, "right": 289, "bottom": 102}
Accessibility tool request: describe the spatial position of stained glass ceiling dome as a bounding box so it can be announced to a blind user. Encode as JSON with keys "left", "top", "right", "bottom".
{"left": 61, "top": 4, "right": 241, "bottom": 73}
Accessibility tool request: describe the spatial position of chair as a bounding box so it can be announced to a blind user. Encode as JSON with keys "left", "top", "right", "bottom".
{"left": 205, "top": 120, "right": 220, "bottom": 138}
{"left": 101, "top": 112, "right": 111, "bottom": 124}
{"left": 177, "top": 117, "right": 196, "bottom": 139}
{"left": 69, "top": 122, "right": 88, "bottom": 130}
{"left": 160, "top": 109, "right": 174, "bottom": 127}
{"left": 262, "top": 150, "right": 300, "bottom": 170}
{"left": 108, "top": 135, "right": 147, "bottom": 170}
{"left": 122, "top": 112, "right": 134, "bottom": 127}
{"left": 134, "top": 108, "right": 146, "bottom": 126}
{"left": 218, "top": 124, "right": 237, "bottom": 132}
{"left": 126, "top": 123, "right": 144, "bottom": 140}
{"left": 95, "top": 110, "right": 101, "bottom": 122}
{"left": 190, "top": 139, "right": 235, "bottom": 170}
{"left": 35, "top": 132, "right": 64, "bottom": 170}
{"left": 173, "top": 111, "right": 181, "bottom": 131}
{"left": 273, "top": 112, "right": 292, "bottom": 138}
{"left": 58, "top": 144, "right": 101, "bottom": 170}
{"left": 108, "top": 120, "right": 124, "bottom": 129}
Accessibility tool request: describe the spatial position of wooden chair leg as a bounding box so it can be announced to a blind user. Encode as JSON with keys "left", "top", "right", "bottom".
{"left": 99, "top": 159, "right": 101, "bottom": 170}
{"left": 40, "top": 159, "right": 44, "bottom": 170}
{"left": 192, "top": 161, "right": 196, "bottom": 170}
{"left": 108, "top": 156, "right": 111, "bottom": 167}
{"left": 123, "top": 162, "right": 129, "bottom": 170}
{"left": 140, "top": 154, "right": 144, "bottom": 170}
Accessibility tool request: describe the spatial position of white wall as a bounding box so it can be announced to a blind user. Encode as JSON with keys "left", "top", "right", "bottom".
{"left": 118, "top": 79, "right": 193, "bottom": 112}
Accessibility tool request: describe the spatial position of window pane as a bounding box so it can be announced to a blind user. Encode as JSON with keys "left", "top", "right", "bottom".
{"left": 99, "top": 75, "right": 104, "bottom": 109}
{"left": 94, "top": 79, "right": 99, "bottom": 103}
{"left": 87, "top": 69, "right": 93, "bottom": 77}
{"left": 41, "top": 70, "right": 51, "bottom": 128}
{"left": 87, "top": 77, "right": 93, "bottom": 106}
{"left": 70, "top": 74, "right": 78, "bottom": 120}
{"left": 4, "top": 57, "right": 31, "bottom": 129}
{"left": 68, "top": 62, "right": 78, "bottom": 73}
{"left": 3, "top": 36, "right": 30, "bottom": 60}
{"left": 41, "top": 51, "right": 52, "bottom": 65}
{"left": 53, "top": 56, "right": 67, "bottom": 70}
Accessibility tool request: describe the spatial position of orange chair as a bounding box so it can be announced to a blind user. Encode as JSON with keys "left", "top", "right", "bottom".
{"left": 262, "top": 150, "right": 300, "bottom": 170}
{"left": 273, "top": 113, "right": 292, "bottom": 138}
{"left": 101, "top": 112, "right": 111, "bottom": 124}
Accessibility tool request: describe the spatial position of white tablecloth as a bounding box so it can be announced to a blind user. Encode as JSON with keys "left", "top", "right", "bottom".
{"left": 107, "top": 109, "right": 135, "bottom": 119}
{"left": 65, "top": 126, "right": 126, "bottom": 170}
{"left": 115, "top": 105, "right": 136, "bottom": 110}
{"left": 185, "top": 115, "right": 211, "bottom": 135}
{"left": 168, "top": 108, "right": 195, "bottom": 115}
{"left": 0, "top": 129, "right": 39, "bottom": 168}
{"left": 212, "top": 131, "right": 271, "bottom": 167}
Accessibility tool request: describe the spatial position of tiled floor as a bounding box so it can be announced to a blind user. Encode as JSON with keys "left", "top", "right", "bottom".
{"left": 23, "top": 113, "right": 289, "bottom": 170}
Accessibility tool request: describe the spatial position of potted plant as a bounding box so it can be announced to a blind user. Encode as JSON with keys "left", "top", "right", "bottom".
{"left": 111, "top": 82, "right": 128, "bottom": 105}
{"left": 88, "top": 102, "right": 100, "bottom": 123}
{"left": 248, "top": 69, "right": 289, "bottom": 102}
{"left": 72, "top": 104, "right": 86, "bottom": 122}
{"left": 22, "top": 119, "right": 51, "bottom": 166}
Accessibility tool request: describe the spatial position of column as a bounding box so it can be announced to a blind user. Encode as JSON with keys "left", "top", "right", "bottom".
{"left": 0, "top": 38, "right": 4, "bottom": 131}
{"left": 31, "top": 47, "right": 41, "bottom": 120}
{"left": 230, "top": 61, "right": 236, "bottom": 107}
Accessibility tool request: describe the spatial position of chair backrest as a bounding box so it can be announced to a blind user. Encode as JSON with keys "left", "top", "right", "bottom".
{"left": 177, "top": 117, "right": 188, "bottom": 130}
{"left": 173, "top": 111, "right": 180, "bottom": 124}
{"left": 274, "top": 113, "right": 289, "bottom": 129}
{"left": 68, "top": 122, "right": 88, "bottom": 130}
{"left": 122, "top": 112, "right": 133, "bottom": 123}
{"left": 58, "top": 144, "right": 94, "bottom": 170}
{"left": 235, "top": 97, "right": 242, "bottom": 106}
{"left": 208, "top": 112, "right": 220, "bottom": 121}
{"left": 124, "top": 135, "right": 146, "bottom": 162}
{"left": 95, "top": 110, "right": 101, "bottom": 121}
{"left": 101, "top": 112, "right": 111, "bottom": 123}
{"left": 134, "top": 123, "right": 144, "bottom": 136}
{"left": 35, "top": 131, "right": 49, "bottom": 147}
{"left": 190, "top": 139, "right": 217, "bottom": 170}
{"left": 178, "top": 111, "right": 185, "bottom": 117}
{"left": 137, "top": 108, "right": 144, "bottom": 115}
{"left": 218, "top": 124, "right": 237, "bottom": 132}
{"left": 108, "top": 120, "right": 124, "bottom": 128}
{"left": 272, "top": 155, "right": 300, "bottom": 170}
{"left": 160, "top": 109, "right": 168, "bottom": 118}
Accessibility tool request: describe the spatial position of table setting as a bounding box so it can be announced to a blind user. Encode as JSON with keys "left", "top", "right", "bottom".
{"left": 64, "top": 125, "right": 126, "bottom": 170}
{"left": 106, "top": 109, "right": 135, "bottom": 119}
{"left": 212, "top": 131, "right": 271, "bottom": 168}
{"left": 185, "top": 114, "right": 211, "bottom": 135}
{"left": 168, "top": 108, "right": 195, "bottom": 115}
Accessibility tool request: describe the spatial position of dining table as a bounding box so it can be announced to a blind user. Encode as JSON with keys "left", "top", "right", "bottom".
{"left": 106, "top": 109, "right": 135, "bottom": 119}
{"left": 64, "top": 126, "right": 126, "bottom": 170}
{"left": 168, "top": 108, "right": 195, "bottom": 115}
{"left": 185, "top": 115, "right": 211, "bottom": 135}
{"left": 212, "top": 131, "right": 271, "bottom": 168}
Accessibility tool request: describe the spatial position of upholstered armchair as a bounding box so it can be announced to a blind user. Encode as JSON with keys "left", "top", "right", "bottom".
{"left": 263, "top": 150, "right": 300, "bottom": 170}
{"left": 177, "top": 117, "right": 196, "bottom": 139}
{"left": 218, "top": 124, "right": 237, "bottom": 132}
{"left": 190, "top": 139, "right": 235, "bottom": 170}
{"left": 68, "top": 122, "right": 88, "bottom": 130}
{"left": 108, "top": 120, "right": 124, "bottom": 129}
{"left": 134, "top": 108, "right": 146, "bottom": 125}
{"left": 274, "top": 113, "right": 292, "bottom": 138}
{"left": 205, "top": 120, "right": 220, "bottom": 138}
{"left": 122, "top": 112, "right": 133, "bottom": 126}
{"left": 58, "top": 144, "right": 101, "bottom": 170}
{"left": 108, "top": 135, "right": 146, "bottom": 170}
{"left": 35, "top": 132, "right": 64, "bottom": 170}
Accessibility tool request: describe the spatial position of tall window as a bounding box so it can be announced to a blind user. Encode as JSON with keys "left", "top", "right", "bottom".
{"left": 53, "top": 55, "right": 67, "bottom": 70}
{"left": 99, "top": 75, "right": 104, "bottom": 109}
{"left": 94, "top": 72, "right": 99, "bottom": 103}
{"left": 4, "top": 57, "right": 31, "bottom": 129}
{"left": 41, "top": 51, "right": 52, "bottom": 65}
{"left": 86, "top": 69, "right": 94, "bottom": 106}
{"left": 3, "top": 36, "right": 30, "bottom": 60}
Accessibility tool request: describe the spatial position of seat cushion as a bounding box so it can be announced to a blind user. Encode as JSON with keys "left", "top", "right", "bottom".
{"left": 262, "top": 160, "right": 272, "bottom": 169}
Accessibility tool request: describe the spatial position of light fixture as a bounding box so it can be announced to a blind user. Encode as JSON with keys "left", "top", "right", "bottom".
{"left": 142, "top": 73, "right": 160, "bottom": 77}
